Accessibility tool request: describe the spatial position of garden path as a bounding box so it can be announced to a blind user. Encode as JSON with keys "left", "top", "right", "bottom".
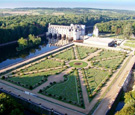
{"left": 32, "top": 67, "right": 73, "bottom": 93}
{"left": 78, "top": 69, "right": 89, "bottom": 107}
{"left": 13, "top": 66, "right": 66, "bottom": 76}
{"left": 91, "top": 55, "right": 123, "bottom": 63}
{"left": 82, "top": 49, "right": 102, "bottom": 62}
{"left": 73, "top": 46, "right": 79, "bottom": 59}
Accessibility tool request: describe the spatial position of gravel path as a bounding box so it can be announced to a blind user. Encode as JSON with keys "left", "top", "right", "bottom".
{"left": 78, "top": 69, "right": 89, "bottom": 107}
{"left": 82, "top": 49, "right": 102, "bottom": 62}
{"left": 73, "top": 46, "right": 79, "bottom": 59}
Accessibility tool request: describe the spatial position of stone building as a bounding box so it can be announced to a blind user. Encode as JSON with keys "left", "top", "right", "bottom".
{"left": 93, "top": 25, "right": 99, "bottom": 37}
{"left": 46, "top": 23, "right": 85, "bottom": 40}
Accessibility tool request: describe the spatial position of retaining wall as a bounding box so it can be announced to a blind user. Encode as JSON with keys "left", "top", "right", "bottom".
{"left": 0, "top": 89, "right": 63, "bottom": 115}
{"left": 106, "top": 64, "right": 134, "bottom": 115}
{"left": 0, "top": 43, "right": 74, "bottom": 76}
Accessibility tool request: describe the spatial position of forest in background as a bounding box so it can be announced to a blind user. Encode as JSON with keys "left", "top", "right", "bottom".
{"left": 97, "top": 20, "right": 135, "bottom": 35}
{"left": 0, "top": 8, "right": 135, "bottom": 44}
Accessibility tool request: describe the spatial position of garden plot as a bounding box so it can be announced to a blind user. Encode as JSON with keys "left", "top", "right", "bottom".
{"left": 92, "top": 57, "right": 125, "bottom": 70}
{"left": 54, "top": 47, "right": 75, "bottom": 61}
{"left": 4, "top": 68, "right": 66, "bottom": 89}
{"left": 40, "top": 70, "right": 84, "bottom": 107}
{"left": 90, "top": 50, "right": 125, "bottom": 61}
{"left": 19, "top": 59, "right": 63, "bottom": 72}
{"left": 76, "top": 46, "right": 98, "bottom": 59}
{"left": 83, "top": 68, "right": 110, "bottom": 99}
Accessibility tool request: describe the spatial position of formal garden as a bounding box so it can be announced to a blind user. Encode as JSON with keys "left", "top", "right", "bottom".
{"left": 0, "top": 45, "right": 127, "bottom": 108}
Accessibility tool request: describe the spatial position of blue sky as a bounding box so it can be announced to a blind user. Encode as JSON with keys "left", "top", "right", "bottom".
{"left": 0, "top": 0, "right": 135, "bottom": 10}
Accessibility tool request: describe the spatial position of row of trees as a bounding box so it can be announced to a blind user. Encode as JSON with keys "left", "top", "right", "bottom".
{"left": 17, "top": 34, "right": 41, "bottom": 51}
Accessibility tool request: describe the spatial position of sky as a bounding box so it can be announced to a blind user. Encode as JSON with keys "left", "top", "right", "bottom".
{"left": 0, "top": 0, "right": 135, "bottom": 10}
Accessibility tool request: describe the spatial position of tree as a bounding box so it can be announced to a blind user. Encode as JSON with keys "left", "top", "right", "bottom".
{"left": 115, "top": 90, "right": 135, "bottom": 115}
{"left": 17, "top": 37, "right": 28, "bottom": 49}
{"left": 115, "top": 103, "right": 135, "bottom": 115}
{"left": 28, "top": 34, "right": 41, "bottom": 45}
{"left": 123, "top": 23, "right": 133, "bottom": 39}
{"left": 0, "top": 93, "right": 24, "bottom": 115}
{"left": 17, "top": 34, "right": 41, "bottom": 51}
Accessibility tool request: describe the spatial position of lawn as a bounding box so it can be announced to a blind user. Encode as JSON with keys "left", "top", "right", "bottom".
{"left": 54, "top": 48, "right": 75, "bottom": 61}
{"left": 21, "top": 59, "right": 63, "bottom": 72}
{"left": 41, "top": 70, "right": 83, "bottom": 105}
{"left": 124, "top": 40, "right": 135, "bottom": 48}
{"left": 6, "top": 68, "right": 65, "bottom": 89}
{"left": 76, "top": 46, "right": 98, "bottom": 59}
{"left": 92, "top": 57, "right": 124, "bottom": 69}
{"left": 69, "top": 61, "right": 88, "bottom": 68}
{"left": 91, "top": 50, "right": 124, "bottom": 61}
{"left": 84, "top": 68, "right": 109, "bottom": 94}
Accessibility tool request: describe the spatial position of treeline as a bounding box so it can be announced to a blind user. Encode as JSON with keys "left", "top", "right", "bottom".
{"left": 96, "top": 20, "right": 135, "bottom": 35}
{"left": 7, "top": 8, "right": 135, "bottom": 16}
{"left": 1, "top": 11, "right": 135, "bottom": 44}
{"left": 0, "top": 14, "right": 127, "bottom": 44}
{"left": 0, "top": 15, "right": 45, "bottom": 44}
{"left": 17, "top": 34, "right": 41, "bottom": 51}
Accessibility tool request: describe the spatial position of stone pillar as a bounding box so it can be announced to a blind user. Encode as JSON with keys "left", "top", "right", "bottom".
{"left": 46, "top": 32, "right": 50, "bottom": 37}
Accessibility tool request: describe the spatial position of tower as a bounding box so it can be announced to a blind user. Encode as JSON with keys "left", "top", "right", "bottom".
{"left": 93, "top": 25, "right": 99, "bottom": 37}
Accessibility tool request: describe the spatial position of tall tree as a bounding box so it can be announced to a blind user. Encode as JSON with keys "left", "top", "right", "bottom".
{"left": 18, "top": 37, "right": 28, "bottom": 49}
{"left": 123, "top": 23, "right": 133, "bottom": 39}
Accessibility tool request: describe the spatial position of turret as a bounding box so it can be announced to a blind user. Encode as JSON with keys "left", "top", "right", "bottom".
{"left": 93, "top": 25, "right": 99, "bottom": 37}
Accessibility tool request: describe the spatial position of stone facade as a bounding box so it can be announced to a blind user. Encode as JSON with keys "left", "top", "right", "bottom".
{"left": 46, "top": 23, "right": 85, "bottom": 40}
{"left": 93, "top": 25, "right": 99, "bottom": 37}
